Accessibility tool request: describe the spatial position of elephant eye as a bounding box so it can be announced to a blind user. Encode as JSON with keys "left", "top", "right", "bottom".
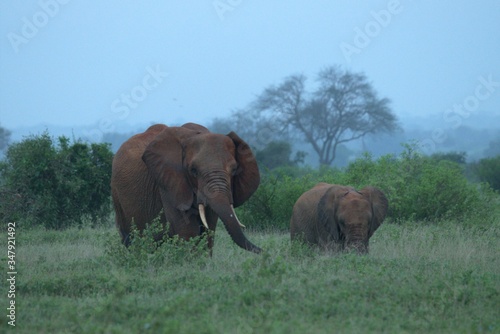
{"left": 190, "top": 167, "right": 198, "bottom": 177}
{"left": 231, "top": 164, "right": 239, "bottom": 176}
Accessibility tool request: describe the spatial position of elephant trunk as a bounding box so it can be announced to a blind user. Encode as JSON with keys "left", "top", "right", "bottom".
{"left": 210, "top": 198, "right": 261, "bottom": 254}
{"left": 345, "top": 241, "right": 368, "bottom": 254}
{"left": 345, "top": 226, "right": 369, "bottom": 253}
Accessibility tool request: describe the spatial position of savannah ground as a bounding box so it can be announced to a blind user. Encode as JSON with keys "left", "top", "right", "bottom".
{"left": 1, "top": 219, "right": 499, "bottom": 334}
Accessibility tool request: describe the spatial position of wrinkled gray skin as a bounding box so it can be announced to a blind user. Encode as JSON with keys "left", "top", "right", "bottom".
{"left": 290, "top": 183, "right": 388, "bottom": 253}
{"left": 111, "top": 123, "right": 261, "bottom": 254}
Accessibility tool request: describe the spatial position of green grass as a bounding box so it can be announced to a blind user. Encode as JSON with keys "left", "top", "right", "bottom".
{"left": 1, "top": 221, "right": 499, "bottom": 333}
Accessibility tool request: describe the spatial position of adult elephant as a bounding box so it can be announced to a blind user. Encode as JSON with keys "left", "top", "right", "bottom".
{"left": 290, "top": 183, "right": 388, "bottom": 253}
{"left": 111, "top": 123, "right": 261, "bottom": 254}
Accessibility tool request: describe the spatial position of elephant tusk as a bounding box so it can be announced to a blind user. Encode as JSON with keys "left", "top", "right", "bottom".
{"left": 230, "top": 205, "right": 246, "bottom": 228}
{"left": 199, "top": 204, "right": 210, "bottom": 230}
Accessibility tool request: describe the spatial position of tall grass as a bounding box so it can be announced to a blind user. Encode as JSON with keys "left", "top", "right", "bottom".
{"left": 2, "top": 219, "right": 499, "bottom": 333}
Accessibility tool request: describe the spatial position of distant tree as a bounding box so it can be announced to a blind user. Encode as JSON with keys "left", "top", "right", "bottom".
{"left": 471, "top": 155, "right": 500, "bottom": 191}
{"left": 209, "top": 116, "right": 233, "bottom": 135}
{"left": 332, "top": 144, "right": 357, "bottom": 168}
{"left": 256, "top": 141, "right": 292, "bottom": 170}
{"left": 483, "top": 137, "right": 500, "bottom": 157}
{"left": 209, "top": 109, "right": 290, "bottom": 150}
{"left": 255, "top": 141, "right": 305, "bottom": 170}
{"left": 210, "top": 109, "right": 257, "bottom": 141}
{"left": 102, "top": 132, "right": 135, "bottom": 152}
{"left": 251, "top": 66, "right": 399, "bottom": 166}
{"left": 431, "top": 151, "right": 467, "bottom": 164}
{"left": 0, "top": 124, "right": 11, "bottom": 151}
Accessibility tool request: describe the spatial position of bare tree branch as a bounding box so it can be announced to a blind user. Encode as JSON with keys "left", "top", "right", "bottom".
{"left": 252, "top": 66, "right": 400, "bottom": 166}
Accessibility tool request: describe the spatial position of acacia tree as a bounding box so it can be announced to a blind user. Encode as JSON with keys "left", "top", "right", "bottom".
{"left": 0, "top": 124, "right": 11, "bottom": 151}
{"left": 253, "top": 66, "right": 399, "bottom": 166}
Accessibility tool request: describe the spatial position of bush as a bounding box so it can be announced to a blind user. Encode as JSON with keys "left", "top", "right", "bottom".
{"left": 0, "top": 132, "right": 113, "bottom": 229}
{"left": 105, "top": 216, "right": 210, "bottom": 268}
{"left": 238, "top": 144, "right": 498, "bottom": 230}
{"left": 470, "top": 155, "right": 500, "bottom": 191}
{"left": 237, "top": 174, "right": 307, "bottom": 229}
{"left": 343, "top": 146, "right": 494, "bottom": 222}
{"left": 430, "top": 151, "right": 467, "bottom": 164}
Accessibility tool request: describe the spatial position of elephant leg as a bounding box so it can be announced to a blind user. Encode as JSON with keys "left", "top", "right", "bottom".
{"left": 162, "top": 205, "right": 219, "bottom": 255}
{"left": 119, "top": 227, "right": 131, "bottom": 247}
{"left": 112, "top": 191, "right": 132, "bottom": 246}
{"left": 162, "top": 205, "right": 205, "bottom": 240}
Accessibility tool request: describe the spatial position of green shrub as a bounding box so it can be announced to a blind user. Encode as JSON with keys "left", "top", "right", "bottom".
{"left": 430, "top": 151, "right": 467, "bottom": 164}
{"left": 237, "top": 173, "right": 306, "bottom": 230}
{"left": 105, "top": 216, "right": 211, "bottom": 268}
{"left": 343, "top": 145, "right": 496, "bottom": 223}
{"left": 470, "top": 155, "right": 500, "bottom": 191}
{"left": 0, "top": 132, "right": 113, "bottom": 229}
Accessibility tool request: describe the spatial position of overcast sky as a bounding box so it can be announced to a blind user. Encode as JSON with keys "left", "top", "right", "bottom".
{"left": 1, "top": 1, "right": 499, "bottom": 137}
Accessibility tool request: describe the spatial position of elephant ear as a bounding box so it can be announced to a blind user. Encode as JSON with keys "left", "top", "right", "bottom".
{"left": 359, "top": 186, "right": 388, "bottom": 237}
{"left": 317, "top": 185, "right": 345, "bottom": 242}
{"left": 227, "top": 131, "right": 260, "bottom": 207}
{"left": 142, "top": 127, "right": 194, "bottom": 211}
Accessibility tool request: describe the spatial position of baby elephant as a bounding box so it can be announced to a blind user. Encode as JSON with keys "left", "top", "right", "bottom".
{"left": 290, "top": 183, "right": 388, "bottom": 253}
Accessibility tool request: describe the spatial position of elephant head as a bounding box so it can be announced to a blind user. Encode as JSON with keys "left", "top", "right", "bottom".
{"left": 141, "top": 123, "right": 261, "bottom": 253}
{"left": 318, "top": 185, "right": 388, "bottom": 253}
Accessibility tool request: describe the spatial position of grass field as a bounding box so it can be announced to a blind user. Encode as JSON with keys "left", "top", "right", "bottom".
{"left": 1, "top": 220, "right": 499, "bottom": 333}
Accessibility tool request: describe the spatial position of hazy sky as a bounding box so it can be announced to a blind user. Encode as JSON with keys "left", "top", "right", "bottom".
{"left": 1, "top": 1, "right": 499, "bottom": 138}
